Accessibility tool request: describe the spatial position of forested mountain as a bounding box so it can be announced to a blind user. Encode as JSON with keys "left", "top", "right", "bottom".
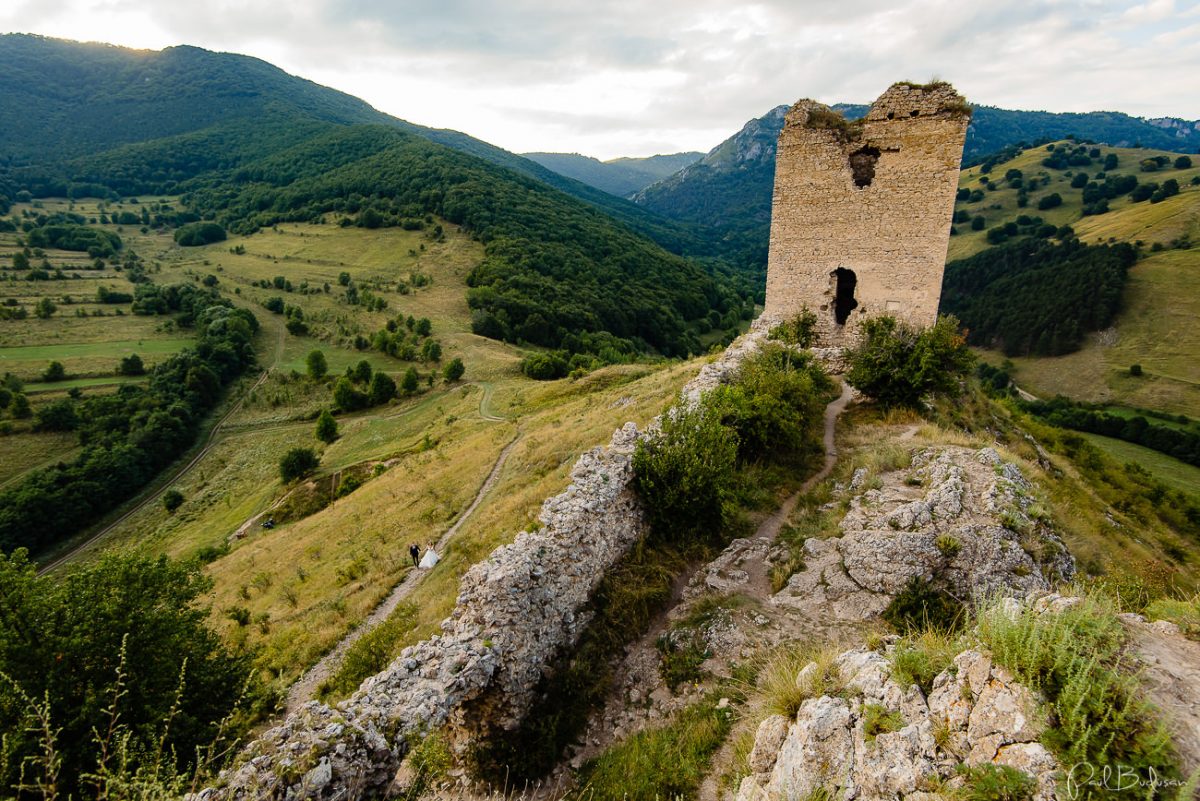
{"left": 0, "top": 34, "right": 719, "bottom": 258}
{"left": 0, "top": 34, "right": 751, "bottom": 358}
{"left": 632, "top": 106, "right": 788, "bottom": 277}
{"left": 522, "top": 151, "right": 702, "bottom": 197}
{"left": 631, "top": 101, "right": 1200, "bottom": 272}
{"left": 0, "top": 35, "right": 390, "bottom": 161}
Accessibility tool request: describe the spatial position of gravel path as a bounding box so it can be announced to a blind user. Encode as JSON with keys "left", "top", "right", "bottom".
{"left": 284, "top": 429, "right": 521, "bottom": 711}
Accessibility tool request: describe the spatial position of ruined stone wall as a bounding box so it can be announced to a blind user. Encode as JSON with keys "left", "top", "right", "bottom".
{"left": 195, "top": 331, "right": 771, "bottom": 801}
{"left": 763, "top": 83, "right": 969, "bottom": 348}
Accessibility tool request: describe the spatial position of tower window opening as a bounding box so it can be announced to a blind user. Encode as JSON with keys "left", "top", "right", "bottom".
{"left": 832, "top": 267, "right": 858, "bottom": 325}
{"left": 849, "top": 146, "right": 881, "bottom": 188}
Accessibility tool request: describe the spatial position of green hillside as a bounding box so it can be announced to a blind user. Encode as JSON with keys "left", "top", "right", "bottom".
{"left": 180, "top": 125, "right": 750, "bottom": 358}
{"left": 945, "top": 141, "right": 1200, "bottom": 417}
{"left": 0, "top": 35, "right": 390, "bottom": 161}
{"left": 0, "top": 35, "right": 752, "bottom": 361}
{"left": 0, "top": 34, "right": 720, "bottom": 261}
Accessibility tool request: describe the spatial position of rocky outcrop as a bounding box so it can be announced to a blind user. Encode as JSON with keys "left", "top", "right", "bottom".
{"left": 737, "top": 641, "right": 1060, "bottom": 801}
{"left": 195, "top": 331, "right": 773, "bottom": 800}
{"left": 773, "top": 446, "right": 1073, "bottom": 620}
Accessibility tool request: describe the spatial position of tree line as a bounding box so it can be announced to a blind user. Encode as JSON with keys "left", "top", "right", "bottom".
{"left": 0, "top": 284, "right": 259, "bottom": 554}
{"left": 941, "top": 238, "right": 1136, "bottom": 356}
{"left": 1023, "top": 396, "right": 1200, "bottom": 470}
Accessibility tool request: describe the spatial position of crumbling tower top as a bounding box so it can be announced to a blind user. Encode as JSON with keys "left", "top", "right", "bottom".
{"left": 763, "top": 81, "right": 970, "bottom": 350}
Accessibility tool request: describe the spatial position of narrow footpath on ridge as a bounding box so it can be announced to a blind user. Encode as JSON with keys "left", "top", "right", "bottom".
{"left": 543, "top": 379, "right": 855, "bottom": 795}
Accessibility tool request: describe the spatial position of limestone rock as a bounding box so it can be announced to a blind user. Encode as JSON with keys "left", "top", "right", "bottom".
{"left": 737, "top": 633, "right": 1060, "bottom": 801}
{"left": 772, "top": 446, "right": 1074, "bottom": 621}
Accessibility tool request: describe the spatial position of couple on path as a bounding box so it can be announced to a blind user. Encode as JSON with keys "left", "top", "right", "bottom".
{"left": 409, "top": 542, "right": 438, "bottom": 569}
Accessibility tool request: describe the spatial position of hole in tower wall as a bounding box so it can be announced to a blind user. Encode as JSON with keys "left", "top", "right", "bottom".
{"left": 832, "top": 267, "right": 858, "bottom": 325}
{"left": 849, "top": 146, "right": 881, "bottom": 188}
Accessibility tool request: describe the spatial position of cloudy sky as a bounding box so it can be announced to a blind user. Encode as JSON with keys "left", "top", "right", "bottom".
{"left": 3, "top": 0, "right": 1199, "bottom": 159}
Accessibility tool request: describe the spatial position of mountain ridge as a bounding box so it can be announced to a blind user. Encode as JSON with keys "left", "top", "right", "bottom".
{"left": 521, "top": 151, "right": 701, "bottom": 197}
{"left": 628, "top": 99, "right": 1200, "bottom": 270}
{"left": 0, "top": 34, "right": 722, "bottom": 260}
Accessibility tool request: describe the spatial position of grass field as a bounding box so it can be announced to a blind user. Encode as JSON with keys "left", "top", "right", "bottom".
{"left": 0, "top": 338, "right": 191, "bottom": 382}
{"left": 1079, "top": 432, "right": 1200, "bottom": 497}
{"left": 987, "top": 249, "right": 1200, "bottom": 417}
{"left": 948, "top": 143, "right": 1200, "bottom": 262}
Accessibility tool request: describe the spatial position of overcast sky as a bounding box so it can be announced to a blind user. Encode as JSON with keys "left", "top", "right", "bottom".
{"left": 3, "top": 0, "right": 1199, "bottom": 159}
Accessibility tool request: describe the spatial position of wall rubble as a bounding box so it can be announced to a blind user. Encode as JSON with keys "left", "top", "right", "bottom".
{"left": 195, "top": 331, "right": 770, "bottom": 800}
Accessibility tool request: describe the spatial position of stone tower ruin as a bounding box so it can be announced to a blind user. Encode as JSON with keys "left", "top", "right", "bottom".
{"left": 763, "top": 82, "right": 970, "bottom": 349}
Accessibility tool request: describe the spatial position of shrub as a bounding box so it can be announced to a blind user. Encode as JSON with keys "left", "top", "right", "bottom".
{"left": 0, "top": 550, "right": 254, "bottom": 797}
{"left": 368, "top": 371, "right": 396, "bottom": 405}
{"left": 1036, "top": 193, "right": 1062, "bottom": 210}
{"left": 846, "top": 315, "right": 975, "bottom": 408}
{"left": 400, "top": 367, "right": 419, "bottom": 394}
{"left": 41, "top": 360, "right": 66, "bottom": 381}
{"left": 767, "top": 308, "right": 818, "bottom": 347}
{"left": 332, "top": 376, "right": 367, "bottom": 411}
{"left": 279, "top": 447, "right": 319, "bottom": 482}
{"left": 34, "top": 399, "right": 79, "bottom": 432}
{"left": 975, "top": 594, "right": 1177, "bottom": 794}
{"left": 10, "top": 393, "right": 31, "bottom": 419}
{"left": 710, "top": 345, "right": 830, "bottom": 463}
{"left": 118, "top": 353, "right": 145, "bottom": 376}
{"left": 162, "top": 489, "right": 184, "bottom": 513}
{"left": 306, "top": 349, "right": 327, "bottom": 380}
{"left": 1130, "top": 363, "right": 1143, "bottom": 377}
{"left": 882, "top": 576, "right": 964, "bottom": 633}
{"left": 1175, "top": 156, "right": 1193, "bottom": 170}
{"left": 971, "top": 215, "right": 986, "bottom": 230}
{"left": 350, "top": 359, "right": 373, "bottom": 384}
{"left": 174, "top": 221, "right": 226, "bottom": 246}
{"left": 521, "top": 352, "right": 569, "bottom": 380}
{"left": 315, "top": 409, "right": 338, "bottom": 443}
{"left": 443, "top": 357, "right": 465, "bottom": 382}
{"left": 632, "top": 398, "right": 738, "bottom": 544}
{"left": 34, "top": 297, "right": 56, "bottom": 318}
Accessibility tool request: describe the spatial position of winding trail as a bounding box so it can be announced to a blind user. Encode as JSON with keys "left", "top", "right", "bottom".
{"left": 557, "top": 380, "right": 856, "bottom": 794}
{"left": 752, "top": 380, "right": 854, "bottom": 544}
{"left": 284, "top": 426, "right": 521, "bottom": 711}
{"left": 693, "top": 380, "right": 853, "bottom": 801}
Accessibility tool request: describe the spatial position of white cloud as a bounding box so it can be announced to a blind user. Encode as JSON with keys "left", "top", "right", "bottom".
{"left": 2, "top": 0, "right": 1199, "bottom": 158}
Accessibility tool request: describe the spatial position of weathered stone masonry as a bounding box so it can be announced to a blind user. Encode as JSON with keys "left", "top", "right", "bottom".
{"left": 195, "top": 333, "right": 771, "bottom": 800}
{"left": 763, "top": 82, "right": 970, "bottom": 348}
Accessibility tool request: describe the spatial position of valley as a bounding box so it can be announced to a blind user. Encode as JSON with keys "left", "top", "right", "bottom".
{"left": 1, "top": 32, "right": 1199, "bottom": 801}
